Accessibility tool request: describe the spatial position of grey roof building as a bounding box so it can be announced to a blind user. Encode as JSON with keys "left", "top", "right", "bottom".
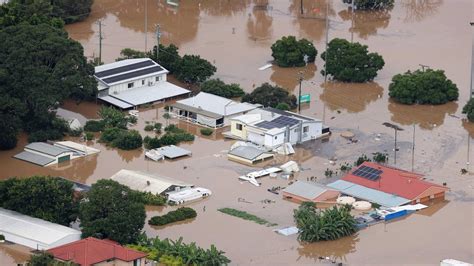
{"left": 227, "top": 146, "right": 274, "bottom": 165}
{"left": 282, "top": 181, "right": 341, "bottom": 203}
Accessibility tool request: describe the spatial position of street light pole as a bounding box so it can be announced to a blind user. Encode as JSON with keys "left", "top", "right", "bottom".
{"left": 470, "top": 22, "right": 474, "bottom": 98}
{"left": 382, "top": 122, "right": 404, "bottom": 166}
{"left": 324, "top": 0, "right": 329, "bottom": 83}
{"left": 298, "top": 71, "right": 304, "bottom": 114}
{"left": 412, "top": 124, "right": 415, "bottom": 171}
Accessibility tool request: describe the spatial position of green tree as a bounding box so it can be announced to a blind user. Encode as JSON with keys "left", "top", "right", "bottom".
{"left": 354, "top": 154, "right": 371, "bottom": 166}
{"left": 0, "top": 176, "right": 79, "bottom": 225}
{"left": 0, "top": 23, "right": 97, "bottom": 148}
{"left": 163, "top": 112, "right": 171, "bottom": 126}
{"left": 343, "top": 0, "right": 394, "bottom": 9}
{"left": 200, "top": 79, "right": 244, "bottom": 98}
{"left": 463, "top": 98, "right": 474, "bottom": 122}
{"left": 294, "top": 203, "right": 357, "bottom": 242}
{"left": 388, "top": 69, "right": 459, "bottom": 105}
{"left": 0, "top": 0, "right": 63, "bottom": 29}
{"left": 175, "top": 55, "right": 216, "bottom": 84}
{"left": 321, "top": 38, "right": 384, "bottom": 82}
{"left": 242, "top": 83, "right": 297, "bottom": 109}
{"left": 79, "top": 180, "right": 146, "bottom": 245}
{"left": 271, "top": 36, "right": 317, "bottom": 67}
{"left": 117, "top": 48, "right": 147, "bottom": 61}
{"left": 153, "top": 44, "right": 181, "bottom": 73}
{"left": 275, "top": 103, "right": 290, "bottom": 111}
{"left": 28, "top": 251, "right": 54, "bottom": 266}
{"left": 111, "top": 130, "right": 143, "bottom": 150}
{"left": 50, "top": 0, "right": 93, "bottom": 23}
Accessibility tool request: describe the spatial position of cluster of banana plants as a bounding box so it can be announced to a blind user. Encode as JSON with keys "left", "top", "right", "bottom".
{"left": 294, "top": 202, "right": 357, "bottom": 242}
{"left": 129, "top": 235, "right": 230, "bottom": 265}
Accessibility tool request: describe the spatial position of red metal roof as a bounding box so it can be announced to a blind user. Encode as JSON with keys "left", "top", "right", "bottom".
{"left": 47, "top": 237, "right": 147, "bottom": 266}
{"left": 342, "top": 162, "right": 448, "bottom": 200}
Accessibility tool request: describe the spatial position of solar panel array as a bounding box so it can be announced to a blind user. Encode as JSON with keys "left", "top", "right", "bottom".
{"left": 95, "top": 60, "right": 155, "bottom": 78}
{"left": 102, "top": 66, "right": 164, "bottom": 84}
{"left": 352, "top": 165, "right": 383, "bottom": 181}
{"left": 255, "top": 115, "right": 300, "bottom": 129}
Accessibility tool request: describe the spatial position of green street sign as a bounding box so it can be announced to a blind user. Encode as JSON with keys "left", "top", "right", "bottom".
{"left": 299, "top": 94, "right": 311, "bottom": 104}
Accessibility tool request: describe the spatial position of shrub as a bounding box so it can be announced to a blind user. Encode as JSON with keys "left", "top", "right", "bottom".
{"left": 354, "top": 154, "right": 371, "bottom": 166}
{"left": 200, "top": 79, "right": 245, "bottom": 98}
{"left": 321, "top": 38, "right": 384, "bottom": 82}
{"left": 98, "top": 106, "right": 128, "bottom": 129}
{"left": 174, "top": 132, "right": 195, "bottom": 142}
{"left": 294, "top": 203, "right": 357, "bottom": 242}
{"left": 85, "top": 132, "right": 94, "bottom": 141}
{"left": 242, "top": 83, "right": 297, "bottom": 109}
{"left": 84, "top": 120, "right": 105, "bottom": 132}
{"left": 154, "top": 123, "right": 162, "bottom": 133}
{"left": 28, "top": 129, "right": 63, "bottom": 143}
{"left": 69, "top": 128, "right": 83, "bottom": 137}
{"left": 164, "top": 124, "right": 183, "bottom": 133}
{"left": 218, "top": 208, "right": 276, "bottom": 226}
{"left": 112, "top": 130, "right": 143, "bottom": 150}
{"left": 144, "top": 125, "right": 155, "bottom": 131}
{"left": 463, "top": 98, "right": 474, "bottom": 122}
{"left": 0, "top": 234, "right": 4, "bottom": 241}
{"left": 159, "top": 255, "right": 185, "bottom": 266}
{"left": 372, "top": 152, "right": 388, "bottom": 163}
{"left": 159, "top": 134, "right": 178, "bottom": 146}
{"left": 131, "top": 191, "right": 166, "bottom": 206}
{"left": 388, "top": 69, "right": 459, "bottom": 105}
{"left": 144, "top": 136, "right": 162, "bottom": 149}
{"left": 324, "top": 169, "right": 334, "bottom": 178}
{"left": 275, "top": 103, "right": 290, "bottom": 111}
{"left": 200, "top": 128, "right": 214, "bottom": 136}
{"left": 271, "top": 36, "right": 317, "bottom": 67}
{"left": 148, "top": 207, "right": 197, "bottom": 226}
{"left": 100, "top": 127, "right": 123, "bottom": 143}
{"left": 343, "top": 0, "right": 394, "bottom": 10}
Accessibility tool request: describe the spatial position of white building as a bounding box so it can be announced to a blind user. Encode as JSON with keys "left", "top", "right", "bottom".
{"left": 229, "top": 108, "right": 327, "bottom": 148}
{"left": 0, "top": 208, "right": 81, "bottom": 250}
{"left": 170, "top": 92, "right": 259, "bottom": 128}
{"left": 95, "top": 58, "right": 190, "bottom": 109}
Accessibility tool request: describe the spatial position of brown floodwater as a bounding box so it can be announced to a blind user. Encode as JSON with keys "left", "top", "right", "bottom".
{"left": 1, "top": 0, "right": 473, "bottom": 265}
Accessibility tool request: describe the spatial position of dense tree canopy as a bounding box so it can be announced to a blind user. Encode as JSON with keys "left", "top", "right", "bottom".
{"left": 51, "top": 0, "right": 93, "bottom": 24}
{"left": 388, "top": 69, "right": 459, "bottom": 105}
{"left": 343, "top": 0, "right": 394, "bottom": 10}
{"left": 79, "top": 180, "right": 146, "bottom": 244}
{"left": 321, "top": 38, "right": 384, "bottom": 82}
{"left": 462, "top": 98, "right": 474, "bottom": 122}
{"left": 294, "top": 202, "right": 357, "bottom": 242}
{"left": 176, "top": 55, "right": 217, "bottom": 84}
{"left": 0, "top": 176, "right": 79, "bottom": 226}
{"left": 200, "top": 79, "right": 245, "bottom": 98}
{"left": 242, "top": 83, "right": 297, "bottom": 109}
{"left": 271, "top": 36, "right": 317, "bottom": 67}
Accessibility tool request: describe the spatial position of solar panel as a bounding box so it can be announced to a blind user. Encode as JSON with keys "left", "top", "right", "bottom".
{"left": 102, "top": 66, "right": 164, "bottom": 84}
{"left": 353, "top": 165, "right": 383, "bottom": 181}
{"left": 95, "top": 60, "right": 155, "bottom": 78}
{"left": 255, "top": 115, "right": 300, "bottom": 129}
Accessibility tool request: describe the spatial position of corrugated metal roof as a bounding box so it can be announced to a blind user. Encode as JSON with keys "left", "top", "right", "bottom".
{"left": 13, "top": 151, "right": 55, "bottom": 166}
{"left": 155, "top": 145, "right": 192, "bottom": 159}
{"left": 110, "top": 169, "right": 192, "bottom": 195}
{"left": 111, "top": 82, "right": 189, "bottom": 106}
{"left": 0, "top": 208, "right": 81, "bottom": 248}
{"left": 282, "top": 181, "right": 335, "bottom": 200}
{"left": 175, "top": 92, "right": 257, "bottom": 117}
{"left": 327, "top": 180, "right": 411, "bottom": 207}
{"left": 99, "top": 95, "right": 134, "bottom": 109}
{"left": 228, "top": 146, "right": 267, "bottom": 160}
{"left": 25, "top": 142, "right": 70, "bottom": 157}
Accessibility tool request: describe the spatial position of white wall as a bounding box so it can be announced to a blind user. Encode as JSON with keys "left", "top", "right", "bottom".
{"left": 248, "top": 131, "right": 264, "bottom": 145}
{"left": 108, "top": 74, "right": 165, "bottom": 95}
{"left": 264, "top": 131, "right": 285, "bottom": 148}
{"left": 301, "top": 121, "right": 323, "bottom": 142}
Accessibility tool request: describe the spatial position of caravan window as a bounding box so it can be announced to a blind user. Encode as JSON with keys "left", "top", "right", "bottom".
{"left": 236, "top": 123, "right": 243, "bottom": 131}
{"left": 127, "top": 82, "right": 134, "bottom": 88}
{"left": 303, "top": 126, "right": 309, "bottom": 133}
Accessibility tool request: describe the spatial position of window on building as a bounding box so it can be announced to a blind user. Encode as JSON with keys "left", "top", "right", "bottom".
{"left": 294, "top": 128, "right": 299, "bottom": 133}
{"left": 128, "top": 82, "right": 134, "bottom": 88}
{"left": 156, "top": 76, "right": 161, "bottom": 82}
{"left": 142, "top": 80, "right": 145, "bottom": 85}
{"left": 303, "top": 126, "right": 309, "bottom": 133}
{"left": 274, "top": 136, "right": 277, "bottom": 140}
{"left": 236, "top": 123, "right": 243, "bottom": 131}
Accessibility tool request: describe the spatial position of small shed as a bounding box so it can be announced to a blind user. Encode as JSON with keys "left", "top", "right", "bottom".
{"left": 227, "top": 146, "right": 274, "bottom": 165}
{"left": 154, "top": 145, "right": 192, "bottom": 159}
{"left": 109, "top": 169, "right": 193, "bottom": 195}
{"left": 14, "top": 142, "right": 74, "bottom": 167}
{"left": 0, "top": 208, "right": 81, "bottom": 250}
{"left": 282, "top": 181, "right": 340, "bottom": 204}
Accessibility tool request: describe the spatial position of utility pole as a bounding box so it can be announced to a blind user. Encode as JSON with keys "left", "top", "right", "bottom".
{"left": 155, "top": 24, "right": 161, "bottom": 59}
{"left": 298, "top": 71, "right": 304, "bottom": 114}
{"left": 351, "top": 0, "right": 354, "bottom": 43}
{"left": 412, "top": 124, "right": 415, "bottom": 172}
{"left": 419, "top": 64, "right": 429, "bottom": 72}
{"left": 467, "top": 132, "right": 471, "bottom": 171}
{"left": 470, "top": 22, "right": 474, "bottom": 98}
{"left": 145, "top": 0, "right": 148, "bottom": 51}
{"left": 300, "top": 0, "right": 304, "bottom": 15}
{"left": 324, "top": 0, "right": 329, "bottom": 83}
{"left": 97, "top": 20, "right": 104, "bottom": 64}
{"left": 382, "top": 122, "right": 404, "bottom": 166}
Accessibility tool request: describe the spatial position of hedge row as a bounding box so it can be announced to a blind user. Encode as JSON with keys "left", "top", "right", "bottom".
{"left": 148, "top": 207, "right": 197, "bottom": 226}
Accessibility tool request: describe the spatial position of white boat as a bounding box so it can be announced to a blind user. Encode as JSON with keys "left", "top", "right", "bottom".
{"left": 258, "top": 63, "right": 273, "bottom": 71}
{"left": 238, "top": 175, "right": 260, "bottom": 187}
{"left": 166, "top": 187, "right": 211, "bottom": 204}
{"left": 145, "top": 149, "right": 164, "bottom": 161}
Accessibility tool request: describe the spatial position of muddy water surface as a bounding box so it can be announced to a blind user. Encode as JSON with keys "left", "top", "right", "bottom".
{"left": 1, "top": 0, "right": 473, "bottom": 265}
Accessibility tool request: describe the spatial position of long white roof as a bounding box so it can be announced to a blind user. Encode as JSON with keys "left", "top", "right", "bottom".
{"left": 110, "top": 169, "right": 192, "bottom": 195}
{"left": 176, "top": 92, "right": 258, "bottom": 116}
{"left": 0, "top": 208, "right": 81, "bottom": 247}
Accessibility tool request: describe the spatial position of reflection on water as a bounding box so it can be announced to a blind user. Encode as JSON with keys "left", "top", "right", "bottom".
{"left": 339, "top": 9, "right": 391, "bottom": 39}
{"left": 270, "top": 64, "right": 317, "bottom": 91}
{"left": 247, "top": 1, "right": 273, "bottom": 43}
{"left": 297, "top": 235, "right": 359, "bottom": 263}
{"left": 388, "top": 100, "right": 458, "bottom": 129}
{"left": 401, "top": 0, "right": 443, "bottom": 22}
{"left": 199, "top": 0, "right": 251, "bottom": 17}
{"left": 462, "top": 119, "right": 474, "bottom": 139}
{"left": 289, "top": 0, "right": 334, "bottom": 41}
{"left": 319, "top": 82, "right": 383, "bottom": 113}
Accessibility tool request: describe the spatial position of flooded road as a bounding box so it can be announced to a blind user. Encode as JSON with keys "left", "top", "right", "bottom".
{"left": 1, "top": 0, "right": 473, "bottom": 265}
